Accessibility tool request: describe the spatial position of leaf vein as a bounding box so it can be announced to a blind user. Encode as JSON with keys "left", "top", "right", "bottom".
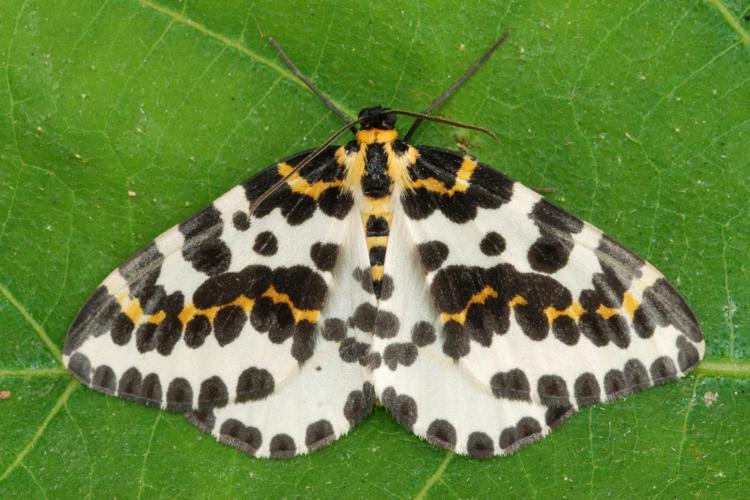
{"left": 707, "top": 0, "right": 750, "bottom": 47}
{"left": 414, "top": 451, "right": 454, "bottom": 500}
{"left": 0, "top": 283, "right": 62, "bottom": 364}
{"left": 136, "top": 0, "right": 355, "bottom": 118}
{"left": 0, "top": 379, "right": 77, "bottom": 483}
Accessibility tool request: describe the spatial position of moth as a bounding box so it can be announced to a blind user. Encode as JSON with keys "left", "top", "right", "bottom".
{"left": 63, "top": 33, "right": 704, "bottom": 459}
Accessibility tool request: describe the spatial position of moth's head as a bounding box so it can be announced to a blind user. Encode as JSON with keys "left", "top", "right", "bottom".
{"left": 358, "top": 106, "right": 397, "bottom": 131}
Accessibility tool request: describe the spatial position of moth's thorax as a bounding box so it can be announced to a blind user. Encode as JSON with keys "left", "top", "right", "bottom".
{"left": 336, "top": 128, "right": 420, "bottom": 197}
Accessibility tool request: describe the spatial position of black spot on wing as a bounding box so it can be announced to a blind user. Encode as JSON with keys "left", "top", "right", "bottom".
{"left": 339, "top": 337, "right": 369, "bottom": 364}
{"left": 68, "top": 352, "right": 92, "bottom": 384}
{"left": 442, "top": 320, "right": 471, "bottom": 359}
{"left": 526, "top": 199, "right": 583, "bottom": 274}
{"left": 499, "top": 417, "right": 542, "bottom": 451}
{"left": 135, "top": 323, "right": 157, "bottom": 353}
{"left": 650, "top": 356, "right": 678, "bottom": 382}
{"left": 321, "top": 318, "right": 347, "bottom": 342}
{"left": 417, "top": 241, "right": 449, "bottom": 272}
{"left": 349, "top": 303, "right": 377, "bottom": 332}
{"left": 467, "top": 432, "right": 495, "bottom": 459}
{"left": 383, "top": 342, "right": 418, "bottom": 370}
{"left": 318, "top": 187, "right": 355, "bottom": 219}
{"left": 552, "top": 315, "right": 579, "bottom": 345}
{"left": 378, "top": 274, "right": 394, "bottom": 301}
{"left": 155, "top": 291, "right": 184, "bottom": 355}
{"left": 426, "top": 419, "right": 457, "bottom": 450}
{"left": 344, "top": 382, "right": 376, "bottom": 427}
{"left": 604, "top": 369, "right": 627, "bottom": 399}
{"left": 253, "top": 231, "right": 278, "bottom": 256}
{"left": 232, "top": 211, "right": 250, "bottom": 231}
{"left": 381, "top": 387, "right": 418, "bottom": 431}
{"left": 490, "top": 369, "right": 531, "bottom": 402}
{"left": 480, "top": 232, "right": 506, "bottom": 256}
{"left": 190, "top": 408, "right": 216, "bottom": 433}
{"left": 198, "top": 376, "right": 229, "bottom": 412}
{"left": 214, "top": 305, "right": 246, "bottom": 346}
{"left": 486, "top": 263, "right": 571, "bottom": 341}
{"left": 624, "top": 359, "right": 651, "bottom": 391}
{"left": 310, "top": 242, "right": 339, "bottom": 272}
{"left": 545, "top": 404, "right": 574, "bottom": 428}
{"left": 193, "top": 264, "right": 326, "bottom": 353}
{"left": 185, "top": 315, "right": 211, "bottom": 348}
{"left": 431, "top": 262, "right": 583, "bottom": 352}
{"left": 574, "top": 372, "right": 601, "bottom": 406}
{"left": 140, "top": 373, "right": 162, "bottom": 406}
{"left": 374, "top": 310, "right": 400, "bottom": 338}
{"left": 179, "top": 205, "right": 231, "bottom": 276}
{"left": 92, "top": 365, "right": 116, "bottom": 394}
{"left": 167, "top": 377, "right": 194, "bottom": 411}
{"left": 269, "top": 433, "right": 296, "bottom": 459}
{"left": 305, "top": 419, "right": 335, "bottom": 452}
{"left": 537, "top": 375, "right": 570, "bottom": 407}
{"left": 236, "top": 367, "right": 275, "bottom": 402}
{"left": 220, "top": 419, "right": 262, "bottom": 456}
{"left": 117, "top": 367, "right": 142, "bottom": 402}
{"left": 579, "top": 300, "right": 629, "bottom": 349}
{"left": 411, "top": 321, "right": 436, "bottom": 347}
{"left": 111, "top": 313, "right": 135, "bottom": 346}
{"left": 291, "top": 321, "right": 316, "bottom": 363}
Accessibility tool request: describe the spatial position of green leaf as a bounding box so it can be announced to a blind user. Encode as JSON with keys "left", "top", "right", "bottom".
{"left": 1, "top": 0, "right": 749, "bottom": 497}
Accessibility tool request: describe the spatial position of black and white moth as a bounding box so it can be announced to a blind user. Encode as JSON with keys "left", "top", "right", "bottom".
{"left": 62, "top": 33, "right": 704, "bottom": 459}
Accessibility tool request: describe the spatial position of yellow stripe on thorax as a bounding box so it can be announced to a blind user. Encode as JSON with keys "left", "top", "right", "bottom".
{"left": 385, "top": 142, "right": 419, "bottom": 189}
{"left": 355, "top": 129, "right": 399, "bottom": 144}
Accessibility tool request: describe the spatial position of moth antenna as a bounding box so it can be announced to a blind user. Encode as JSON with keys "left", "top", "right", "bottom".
{"left": 389, "top": 109, "right": 498, "bottom": 143}
{"left": 268, "top": 36, "right": 357, "bottom": 133}
{"left": 403, "top": 30, "right": 510, "bottom": 142}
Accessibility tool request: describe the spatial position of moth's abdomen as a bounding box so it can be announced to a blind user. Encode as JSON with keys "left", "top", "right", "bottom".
{"left": 362, "top": 207, "right": 392, "bottom": 299}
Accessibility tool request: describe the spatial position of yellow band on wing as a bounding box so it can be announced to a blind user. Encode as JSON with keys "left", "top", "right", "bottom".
{"left": 277, "top": 162, "right": 343, "bottom": 199}
{"left": 407, "top": 157, "right": 478, "bottom": 195}
{"left": 115, "top": 286, "right": 318, "bottom": 334}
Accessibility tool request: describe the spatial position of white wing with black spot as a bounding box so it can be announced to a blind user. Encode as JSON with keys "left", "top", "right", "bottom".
{"left": 371, "top": 146, "right": 704, "bottom": 458}
{"left": 63, "top": 148, "right": 376, "bottom": 457}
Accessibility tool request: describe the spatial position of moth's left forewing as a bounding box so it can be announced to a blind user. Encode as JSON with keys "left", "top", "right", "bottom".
{"left": 372, "top": 146, "right": 704, "bottom": 458}
{"left": 64, "top": 147, "right": 376, "bottom": 458}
